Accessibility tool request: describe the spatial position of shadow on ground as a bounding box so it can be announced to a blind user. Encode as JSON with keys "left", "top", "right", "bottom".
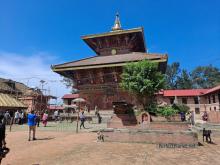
{"left": 35, "top": 137, "right": 55, "bottom": 141}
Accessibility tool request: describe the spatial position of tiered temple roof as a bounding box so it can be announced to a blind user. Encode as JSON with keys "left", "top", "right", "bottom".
{"left": 52, "top": 13, "right": 168, "bottom": 77}
{"left": 53, "top": 53, "right": 167, "bottom": 71}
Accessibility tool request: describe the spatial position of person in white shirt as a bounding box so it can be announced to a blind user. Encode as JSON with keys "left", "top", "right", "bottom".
{"left": 79, "top": 111, "right": 86, "bottom": 129}
{"left": 14, "top": 110, "right": 19, "bottom": 124}
{"left": 54, "top": 110, "right": 59, "bottom": 122}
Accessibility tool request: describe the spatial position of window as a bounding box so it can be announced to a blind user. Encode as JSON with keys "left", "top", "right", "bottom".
{"left": 170, "top": 97, "right": 175, "bottom": 104}
{"left": 195, "top": 108, "right": 200, "bottom": 114}
{"left": 208, "top": 96, "right": 211, "bottom": 104}
{"left": 214, "top": 107, "right": 216, "bottom": 111}
{"left": 68, "top": 99, "right": 71, "bottom": 105}
{"left": 194, "top": 97, "right": 199, "bottom": 104}
{"left": 213, "top": 95, "right": 216, "bottom": 103}
{"left": 182, "top": 98, "right": 187, "bottom": 104}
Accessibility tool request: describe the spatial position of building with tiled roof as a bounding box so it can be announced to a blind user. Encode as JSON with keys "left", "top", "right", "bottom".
{"left": 157, "top": 85, "right": 220, "bottom": 122}
{"left": 0, "top": 93, "right": 27, "bottom": 110}
{"left": 0, "top": 78, "right": 56, "bottom": 112}
{"left": 52, "top": 14, "right": 168, "bottom": 110}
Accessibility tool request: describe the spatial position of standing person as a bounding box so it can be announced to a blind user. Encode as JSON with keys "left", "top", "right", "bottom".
{"left": 19, "top": 111, "right": 24, "bottom": 125}
{"left": 88, "top": 105, "right": 90, "bottom": 114}
{"left": 180, "top": 112, "right": 185, "bottom": 122}
{"left": 9, "top": 111, "right": 14, "bottom": 132}
{"left": 202, "top": 111, "right": 208, "bottom": 121}
{"left": 84, "top": 105, "right": 88, "bottom": 113}
{"left": 42, "top": 111, "right": 48, "bottom": 127}
{"left": 191, "top": 111, "right": 195, "bottom": 125}
{"left": 27, "top": 110, "right": 37, "bottom": 141}
{"left": 188, "top": 112, "right": 194, "bottom": 126}
{"left": 94, "top": 105, "right": 98, "bottom": 116}
{"left": 35, "top": 111, "right": 40, "bottom": 127}
{"left": 14, "top": 110, "right": 19, "bottom": 124}
{"left": 0, "top": 114, "right": 7, "bottom": 162}
{"left": 79, "top": 111, "right": 86, "bottom": 129}
{"left": 0, "top": 114, "right": 6, "bottom": 147}
{"left": 4, "top": 111, "right": 10, "bottom": 125}
{"left": 18, "top": 111, "right": 21, "bottom": 125}
{"left": 54, "top": 110, "right": 59, "bottom": 122}
{"left": 97, "top": 112, "right": 102, "bottom": 124}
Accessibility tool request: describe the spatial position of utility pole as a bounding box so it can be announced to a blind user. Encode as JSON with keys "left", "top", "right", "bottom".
{"left": 40, "top": 80, "right": 46, "bottom": 112}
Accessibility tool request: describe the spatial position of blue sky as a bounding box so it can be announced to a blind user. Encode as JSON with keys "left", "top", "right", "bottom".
{"left": 0, "top": 0, "right": 220, "bottom": 101}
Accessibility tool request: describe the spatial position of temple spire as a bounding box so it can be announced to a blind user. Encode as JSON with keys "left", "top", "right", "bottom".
{"left": 112, "top": 12, "right": 122, "bottom": 31}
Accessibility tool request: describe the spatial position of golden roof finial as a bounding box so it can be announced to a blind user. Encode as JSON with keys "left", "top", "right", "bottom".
{"left": 112, "top": 12, "right": 122, "bottom": 31}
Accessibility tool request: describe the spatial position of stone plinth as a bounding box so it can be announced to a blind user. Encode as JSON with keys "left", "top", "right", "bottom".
{"left": 107, "top": 114, "right": 189, "bottom": 131}
{"left": 105, "top": 113, "right": 198, "bottom": 144}
{"left": 102, "top": 128, "right": 198, "bottom": 145}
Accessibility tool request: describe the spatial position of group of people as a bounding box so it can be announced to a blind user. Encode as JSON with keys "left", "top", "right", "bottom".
{"left": 14, "top": 110, "right": 25, "bottom": 125}
{"left": 179, "top": 110, "right": 209, "bottom": 125}
{"left": 3, "top": 110, "right": 26, "bottom": 125}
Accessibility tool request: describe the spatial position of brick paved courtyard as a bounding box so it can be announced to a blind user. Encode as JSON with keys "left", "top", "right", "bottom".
{"left": 2, "top": 122, "right": 220, "bottom": 165}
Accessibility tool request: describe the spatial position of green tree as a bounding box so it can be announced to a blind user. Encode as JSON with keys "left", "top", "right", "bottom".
{"left": 191, "top": 65, "right": 220, "bottom": 88}
{"left": 176, "top": 69, "right": 193, "bottom": 89}
{"left": 61, "top": 77, "right": 78, "bottom": 93}
{"left": 120, "top": 60, "right": 165, "bottom": 111}
{"left": 165, "top": 62, "right": 180, "bottom": 89}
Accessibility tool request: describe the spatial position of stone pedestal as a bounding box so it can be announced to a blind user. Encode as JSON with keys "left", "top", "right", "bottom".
{"left": 104, "top": 111, "right": 198, "bottom": 145}
{"left": 103, "top": 128, "right": 198, "bottom": 145}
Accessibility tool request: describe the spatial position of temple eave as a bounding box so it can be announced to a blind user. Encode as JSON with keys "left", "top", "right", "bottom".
{"left": 81, "top": 27, "right": 143, "bottom": 40}
{"left": 52, "top": 58, "right": 167, "bottom": 72}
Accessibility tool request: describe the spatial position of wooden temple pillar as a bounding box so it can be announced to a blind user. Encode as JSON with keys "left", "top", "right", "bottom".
{"left": 97, "top": 69, "right": 104, "bottom": 83}
{"left": 88, "top": 70, "right": 94, "bottom": 84}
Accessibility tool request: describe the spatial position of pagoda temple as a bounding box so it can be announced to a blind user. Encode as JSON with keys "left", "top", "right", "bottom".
{"left": 52, "top": 14, "right": 168, "bottom": 110}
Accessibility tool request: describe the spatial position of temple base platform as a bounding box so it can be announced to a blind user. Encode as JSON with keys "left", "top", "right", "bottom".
{"left": 101, "top": 114, "right": 198, "bottom": 145}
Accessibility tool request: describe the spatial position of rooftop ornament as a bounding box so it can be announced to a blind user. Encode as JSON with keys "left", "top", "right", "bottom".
{"left": 111, "top": 12, "right": 122, "bottom": 31}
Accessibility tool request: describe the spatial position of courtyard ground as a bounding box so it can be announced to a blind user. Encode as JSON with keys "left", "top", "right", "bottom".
{"left": 2, "top": 121, "right": 220, "bottom": 165}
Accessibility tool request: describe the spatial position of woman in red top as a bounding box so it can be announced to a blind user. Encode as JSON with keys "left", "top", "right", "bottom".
{"left": 42, "top": 111, "right": 48, "bottom": 127}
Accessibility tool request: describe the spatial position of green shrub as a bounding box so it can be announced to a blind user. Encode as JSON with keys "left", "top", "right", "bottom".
{"left": 157, "top": 106, "right": 178, "bottom": 117}
{"left": 147, "top": 103, "right": 158, "bottom": 115}
{"left": 172, "top": 104, "right": 190, "bottom": 113}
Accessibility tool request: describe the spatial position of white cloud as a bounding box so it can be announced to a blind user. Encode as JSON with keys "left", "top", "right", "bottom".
{"left": 0, "top": 51, "right": 71, "bottom": 104}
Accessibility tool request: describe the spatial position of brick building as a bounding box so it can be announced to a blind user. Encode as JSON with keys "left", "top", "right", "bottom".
{"left": 19, "top": 89, "right": 56, "bottom": 112}
{"left": 0, "top": 78, "right": 55, "bottom": 112}
{"left": 62, "top": 94, "right": 79, "bottom": 106}
{"left": 157, "top": 85, "right": 220, "bottom": 121}
{"left": 52, "top": 14, "right": 168, "bottom": 110}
